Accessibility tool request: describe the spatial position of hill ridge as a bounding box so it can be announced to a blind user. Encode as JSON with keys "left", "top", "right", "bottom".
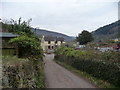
{"left": 92, "top": 20, "right": 120, "bottom": 42}
{"left": 31, "top": 28, "right": 75, "bottom": 41}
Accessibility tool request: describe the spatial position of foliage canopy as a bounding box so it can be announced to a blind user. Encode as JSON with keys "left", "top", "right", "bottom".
{"left": 8, "top": 18, "right": 44, "bottom": 61}
{"left": 76, "top": 30, "right": 94, "bottom": 45}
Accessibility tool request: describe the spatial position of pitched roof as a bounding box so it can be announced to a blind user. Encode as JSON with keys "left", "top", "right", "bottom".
{"left": 44, "top": 36, "right": 64, "bottom": 41}
{"left": 57, "top": 37, "right": 64, "bottom": 41}
{"left": 0, "top": 32, "right": 18, "bottom": 37}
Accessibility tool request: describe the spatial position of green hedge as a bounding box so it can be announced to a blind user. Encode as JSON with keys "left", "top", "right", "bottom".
{"left": 55, "top": 47, "right": 120, "bottom": 86}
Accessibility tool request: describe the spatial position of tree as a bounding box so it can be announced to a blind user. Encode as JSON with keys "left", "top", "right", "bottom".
{"left": 76, "top": 30, "right": 94, "bottom": 45}
{"left": 8, "top": 17, "right": 33, "bottom": 36}
{"left": 8, "top": 18, "right": 44, "bottom": 61}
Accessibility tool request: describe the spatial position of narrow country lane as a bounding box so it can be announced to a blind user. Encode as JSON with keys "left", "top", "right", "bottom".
{"left": 44, "top": 54, "right": 96, "bottom": 88}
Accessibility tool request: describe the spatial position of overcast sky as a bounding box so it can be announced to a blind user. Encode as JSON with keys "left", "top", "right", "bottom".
{"left": 1, "top": 0, "right": 119, "bottom": 36}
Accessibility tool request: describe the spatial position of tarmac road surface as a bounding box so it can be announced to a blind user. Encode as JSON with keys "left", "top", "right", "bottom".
{"left": 44, "top": 54, "right": 96, "bottom": 88}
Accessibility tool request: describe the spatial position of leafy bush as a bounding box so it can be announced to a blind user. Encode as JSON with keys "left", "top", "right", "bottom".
{"left": 55, "top": 47, "right": 120, "bottom": 86}
{"left": 9, "top": 34, "right": 44, "bottom": 60}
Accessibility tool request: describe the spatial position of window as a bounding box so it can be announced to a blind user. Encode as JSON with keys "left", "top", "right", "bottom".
{"left": 52, "top": 46, "right": 54, "bottom": 49}
{"left": 55, "top": 40, "right": 57, "bottom": 44}
{"left": 48, "top": 41, "right": 51, "bottom": 44}
{"left": 48, "top": 46, "right": 51, "bottom": 49}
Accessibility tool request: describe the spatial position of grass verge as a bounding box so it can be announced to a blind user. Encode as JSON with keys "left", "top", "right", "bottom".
{"left": 54, "top": 59, "right": 118, "bottom": 88}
